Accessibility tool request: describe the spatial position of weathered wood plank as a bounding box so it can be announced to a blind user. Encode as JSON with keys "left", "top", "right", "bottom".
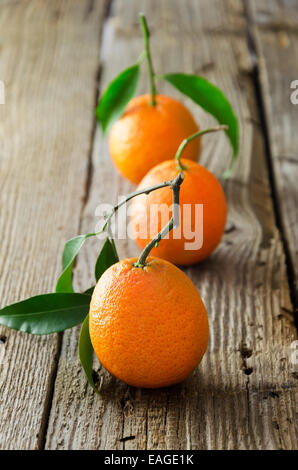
{"left": 45, "top": 0, "right": 297, "bottom": 450}
{"left": 248, "top": 0, "right": 298, "bottom": 303}
{"left": 0, "top": 0, "right": 107, "bottom": 449}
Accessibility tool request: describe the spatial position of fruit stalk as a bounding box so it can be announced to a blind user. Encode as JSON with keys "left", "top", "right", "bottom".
{"left": 134, "top": 172, "right": 185, "bottom": 267}
{"left": 99, "top": 178, "right": 182, "bottom": 235}
{"left": 175, "top": 124, "right": 229, "bottom": 170}
{"left": 139, "top": 13, "right": 157, "bottom": 106}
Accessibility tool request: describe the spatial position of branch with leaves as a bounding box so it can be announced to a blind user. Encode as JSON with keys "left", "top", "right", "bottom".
{"left": 0, "top": 173, "right": 185, "bottom": 393}
{"left": 0, "top": 176, "right": 184, "bottom": 328}
{"left": 0, "top": 172, "right": 188, "bottom": 392}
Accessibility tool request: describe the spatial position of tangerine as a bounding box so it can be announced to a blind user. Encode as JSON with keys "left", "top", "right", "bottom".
{"left": 130, "top": 159, "right": 227, "bottom": 265}
{"left": 89, "top": 257, "right": 209, "bottom": 388}
{"left": 109, "top": 94, "right": 200, "bottom": 184}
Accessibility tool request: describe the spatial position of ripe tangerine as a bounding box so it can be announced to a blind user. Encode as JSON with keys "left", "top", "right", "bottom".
{"left": 109, "top": 94, "right": 200, "bottom": 184}
{"left": 130, "top": 159, "right": 227, "bottom": 265}
{"left": 89, "top": 257, "right": 209, "bottom": 388}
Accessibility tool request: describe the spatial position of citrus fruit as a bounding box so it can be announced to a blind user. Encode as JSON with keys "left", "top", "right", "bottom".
{"left": 89, "top": 257, "right": 209, "bottom": 388}
{"left": 130, "top": 159, "right": 227, "bottom": 265}
{"left": 108, "top": 94, "right": 200, "bottom": 184}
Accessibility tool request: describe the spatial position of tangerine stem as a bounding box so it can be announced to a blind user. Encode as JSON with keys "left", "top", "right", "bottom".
{"left": 175, "top": 125, "right": 229, "bottom": 170}
{"left": 139, "top": 13, "right": 157, "bottom": 106}
{"left": 98, "top": 179, "right": 178, "bottom": 235}
{"left": 134, "top": 172, "right": 185, "bottom": 267}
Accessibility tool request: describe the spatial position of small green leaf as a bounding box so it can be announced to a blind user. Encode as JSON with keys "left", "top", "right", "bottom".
{"left": 0, "top": 293, "right": 91, "bottom": 335}
{"left": 161, "top": 73, "right": 239, "bottom": 174}
{"left": 95, "top": 237, "right": 119, "bottom": 282}
{"left": 56, "top": 235, "right": 88, "bottom": 293}
{"left": 96, "top": 64, "right": 140, "bottom": 134}
{"left": 79, "top": 314, "right": 100, "bottom": 395}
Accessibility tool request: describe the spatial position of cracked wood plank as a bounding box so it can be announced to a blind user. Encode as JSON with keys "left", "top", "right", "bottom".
{"left": 0, "top": 0, "right": 107, "bottom": 449}
{"left": 248, "top": 0, "right": 298, "bottom": 305}
{"left": 45, "top": 0, "right": 297, "bottom": 449}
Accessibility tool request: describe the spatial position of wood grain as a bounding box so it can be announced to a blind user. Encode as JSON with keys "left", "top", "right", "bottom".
{"left": 248, "top": 0, "right": 298, "bottom": 304}
{"left": 45, "top": 0, "right": 297, "bottom": 450}
{"left": 0, "top": 0, "right": 107, "bottom": 449}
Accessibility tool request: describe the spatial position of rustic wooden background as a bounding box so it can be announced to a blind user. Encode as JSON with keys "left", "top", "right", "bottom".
{"left": 0, "top": 0, "right": 297, "bottom": 450}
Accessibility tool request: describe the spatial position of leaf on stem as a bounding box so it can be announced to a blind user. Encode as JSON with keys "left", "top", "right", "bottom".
{"left": 161, "top": 73, "right": 239, "bottom": 175}
{"left": 84, "top": 286, "right": 95, "bottom": 296}
{"left": 79, "top": 314, "right": 100, "bottom": 395}
{"left": 95, "top": 237, "right": 119, "bottom": 282}
{"left": 0, "top": 293, "right": 91, "bottom": 335}
{"left": 56, "top": 235, "right": 88, "bottom": 293}
{"left": 79, "top": 238, "right": 119, "bottom": 394}
{"left": 96, "top": 64, "right": 140, "bottom": 134}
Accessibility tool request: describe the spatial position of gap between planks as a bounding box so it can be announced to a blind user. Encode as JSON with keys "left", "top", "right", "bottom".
{"left": 244, "top": 0, "right": 298, "bottom": 331}
{"left": 39, "top": 0, "right": 112, "bottom": 449}
{"left": 0, "top": 0, "right": 110, "bottom": 450}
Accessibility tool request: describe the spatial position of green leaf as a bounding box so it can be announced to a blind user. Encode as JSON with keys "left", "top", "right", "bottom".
{"left": 0, "top": 293, "right": 91, "bottom": 335}
{"left": 161, "top": 73, "right": 239, "bottom": 174}
{"left": 95, "top": 237, "right": 119, "bottom": 282}
{"left": 96, "top": 64, "right": 140, "bottom": 134}
{"left": 79, "top": 314, "right": 100, "bottom": 395}
{"left": 84, "top": 286, "right": 95, "bottom": 296}
{"left": 56, "top": 235, "right": 88, "bottom": 293}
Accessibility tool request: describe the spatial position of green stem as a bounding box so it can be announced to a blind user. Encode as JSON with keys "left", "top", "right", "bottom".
{"left": 175, "top": 125, "right": 229, "bottom": 170}
{"left": 139, "top": 13, "right": 157, "bottom": 106}
{"left": 98, "top": 179, "right": 178, "bottom": 235}
{"left": 134, "top": 172, "right": 184, "bottom": 267}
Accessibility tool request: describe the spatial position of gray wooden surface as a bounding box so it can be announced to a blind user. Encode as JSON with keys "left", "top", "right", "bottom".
{"left": 0, "top": 0, "right": 297, "bottom": 450}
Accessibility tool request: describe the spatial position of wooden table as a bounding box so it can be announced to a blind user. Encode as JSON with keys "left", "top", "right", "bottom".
{"left": 0, "top": 0, "right": 297, "bottom": 450}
